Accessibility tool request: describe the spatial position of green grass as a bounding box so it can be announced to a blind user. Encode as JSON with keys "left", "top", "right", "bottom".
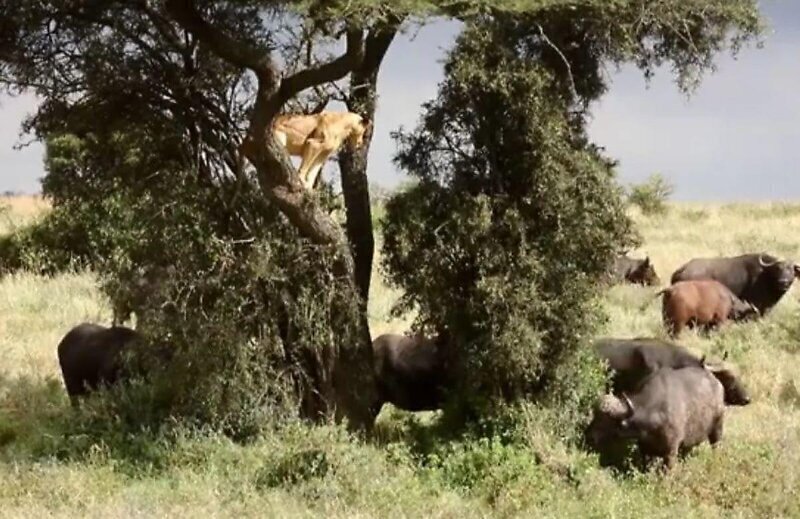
{"left": 2, "top": 201, "right": 800, "bottom": 517}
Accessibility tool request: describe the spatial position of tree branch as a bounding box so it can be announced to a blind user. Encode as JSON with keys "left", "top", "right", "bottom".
{"left": 279, "top": 28, "right": 365, "bottom": 104}
{"left": 164, "top": 0, "right": 277, "bottom": 85}
{"left": 362, "top": 15, "right": 401, "bottom": 73}
{"left": 535, "top": 23, "right": 578, "bottom": 102}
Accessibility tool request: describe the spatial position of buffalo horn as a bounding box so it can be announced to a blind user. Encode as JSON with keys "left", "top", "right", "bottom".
{"left": 758, "top": 254, "right": 779, "bottom": 268}
{"left": 622, "top": 393, "right": 634, "bottom": 417}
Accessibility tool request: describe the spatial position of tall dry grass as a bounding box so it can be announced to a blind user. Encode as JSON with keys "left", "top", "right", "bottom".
{"left": 0, "top": 199, "right": 799, "bottom": 517}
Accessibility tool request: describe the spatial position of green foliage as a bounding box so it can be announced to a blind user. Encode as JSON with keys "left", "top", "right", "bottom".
{"left": 382, "top": 20, "right": 635, "bottom": 417}
{"left": 0, "top": 207, "right": 91, "bottom": 275}
{"left": 628, "top": 173, "right": 674, "bottom": 215}
{"left": 255, "top": 448, "right": 331, "bottom": 488}
{"left": 88, "top": 178, "right": 365, "bottom": 437}
{"left": 0, "top": 130, "right": 368, "bottom": 438}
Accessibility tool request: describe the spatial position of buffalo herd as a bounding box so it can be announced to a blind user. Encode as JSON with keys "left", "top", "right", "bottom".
{"left": 615, "top": 252, "right": 799, "bottom": 336}
{"left": 56, "top": 251, "right": 798, "bottom": 471}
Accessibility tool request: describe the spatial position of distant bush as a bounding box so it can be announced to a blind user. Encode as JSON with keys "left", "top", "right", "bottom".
{"left": 628, "top": 173, "right": 674, "bottom": 215}
{"left": 0, "top": 206, "right": 94, "bottom": 275}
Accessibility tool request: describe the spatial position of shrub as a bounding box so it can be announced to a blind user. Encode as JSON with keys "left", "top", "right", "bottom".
{"left": 0, "top": 116, "right": 378, "bottom": 437}
{"left": 628, "top": 173, "right": 674, "bottom": 215}
{"left": 382, "top": 20, "right": 635, "bottom": 427}
{"left": 85, "top": 178, "right": 365, "bottom": 437}
{"left": 0, "top": 207, "right": 92, "bottom": 275}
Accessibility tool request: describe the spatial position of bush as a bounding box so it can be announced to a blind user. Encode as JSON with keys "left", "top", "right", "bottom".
{"left": 0, "top": 113, "right": 379, "bottom": 437}
{"left": 382, "top": 20, "right": 635, "bottom": 426}
{"left": 0, "top": 207, "right": 93, "bottom": 275}
{"left": 85, "top": 177, "right": 367, "bottom": 437}
{"left": 7, "top": 141, "right": 370, "bottom": 437}
{"left": 628, "top": 173, "right": 674, "bottom": 215}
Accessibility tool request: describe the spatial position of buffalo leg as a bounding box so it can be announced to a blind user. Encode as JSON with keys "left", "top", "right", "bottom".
{"left": 709, "top": 417, "right": 723, "bottom": 446}
{"left": 666, "top": 320, "right": 681, "bottom": 338}
{"left": 663, "top": 447, "right": 679, "bottom": 471}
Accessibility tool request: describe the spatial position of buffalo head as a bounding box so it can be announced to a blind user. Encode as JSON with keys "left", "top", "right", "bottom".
{"left": 758, "top": 254, "right": 798, "bottom": 293}
{"left": 631, "top": 257, "right": 660, "bottom": 286}
{"left": 586, "top": 393, "right": 634, "bottom": 449}
{"left": 730, "top": 298, "right": 760, "bottom": 322}
{"left": 703, "top": 357, "right": 751, "bottom": 406}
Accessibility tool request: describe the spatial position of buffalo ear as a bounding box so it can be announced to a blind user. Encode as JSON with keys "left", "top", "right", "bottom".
{"left": 632, "top": 348, "right": 652, "bottom": 372}
{"left": 643, "top": 256, "right": 650, "bottom": 267}
{"left": 794, "top": 264, "right": 800, "bottom": 278}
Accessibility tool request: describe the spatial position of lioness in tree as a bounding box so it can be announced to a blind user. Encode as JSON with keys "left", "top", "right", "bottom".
{"left": 271, "top": 111, "right": 370, "bottom": 189}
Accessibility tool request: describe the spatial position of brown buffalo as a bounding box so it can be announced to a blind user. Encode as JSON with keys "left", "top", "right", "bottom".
{"left": 658, "top": 280, "right": 759, "bottom": 337}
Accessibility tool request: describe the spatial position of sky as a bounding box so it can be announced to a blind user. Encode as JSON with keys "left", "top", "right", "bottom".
{"left": 0, "top": 2, "right": 798, "bottom": 201}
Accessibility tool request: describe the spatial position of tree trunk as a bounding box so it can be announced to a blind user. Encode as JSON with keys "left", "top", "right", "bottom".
{"left": 338, "top": 23, "right": 400, "bottom": 304}
{"left": 332, "top": 26, "right": 400, "bottom": 430}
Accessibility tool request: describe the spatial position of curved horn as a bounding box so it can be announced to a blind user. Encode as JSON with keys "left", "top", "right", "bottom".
{"left": 759, "top": 254, "right": 779, "bottom": 268}
{"left": 622, "top": 393, "right": 634, "bottom": 417}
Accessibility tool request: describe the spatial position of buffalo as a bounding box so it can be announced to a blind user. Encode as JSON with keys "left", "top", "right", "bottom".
{"left": 593, "top": 337, "right": 750, "bottom": 406}
{"left": 57, "top": 322, "right": 167, "bottom": 404}
{"left": 594, "top": 337, "right": 703, "bottom": 393}
{"left": 658, "top": 280, "right": 759, "bottom": 337}
{"left": 610, "top": 255, "right": 660, "bottom": 286}
{"left": 671, "top": 253, "right": 800, "bottom": 314}
{"left": 586, "top": 366, "right": 725, "bottom": 470}
{"left": 371, "top": 332, "right": 450, "bottom": 415}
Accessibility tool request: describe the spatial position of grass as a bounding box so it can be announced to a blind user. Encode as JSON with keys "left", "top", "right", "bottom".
{"left": 0, "top": 195, "right": 49, "bottom": 234}
{"left": 2, "top": 200, "right": 800, "bottom": 517}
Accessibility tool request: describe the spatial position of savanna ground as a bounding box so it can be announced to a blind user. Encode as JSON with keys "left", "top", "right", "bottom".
{"left": 1, "top": 197, "right": 800, "bottom": 518}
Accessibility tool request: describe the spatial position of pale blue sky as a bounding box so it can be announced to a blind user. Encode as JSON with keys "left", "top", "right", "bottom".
{"left": 0, "top": 2, "right": 797, "bottom": 200}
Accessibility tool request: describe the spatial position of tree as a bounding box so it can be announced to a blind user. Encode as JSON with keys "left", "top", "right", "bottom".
{"left": 628, "top": 173, "right": 675, "bottom": 215}
{"left": 382, "top": 5, "right": 761, "bottom": 418}
{"left": 0, "top": 1, "right": 762, "bottom": 432}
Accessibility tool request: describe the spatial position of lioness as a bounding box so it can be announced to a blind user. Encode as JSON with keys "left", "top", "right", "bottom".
{"left": 272, "top": 111, "right": 370, "bottom": 189}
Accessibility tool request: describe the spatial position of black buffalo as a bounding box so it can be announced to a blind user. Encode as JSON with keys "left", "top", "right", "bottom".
{"left": 57, "top": 322, "right": 167, "bottom": 404}
{"left": 593, "top": 337, "right": 750, "bottom": 406}
{"left": 671, "top": 253, "right": 800, "bottom": 314}
{"left": 587, "top": 366, "right": 725, "bottom": 470}
{"left": 371, "top": 332, "right": 450, "bottom": 415}
{"left": 610, "top": 255, "right": 660, "bottom": 286}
